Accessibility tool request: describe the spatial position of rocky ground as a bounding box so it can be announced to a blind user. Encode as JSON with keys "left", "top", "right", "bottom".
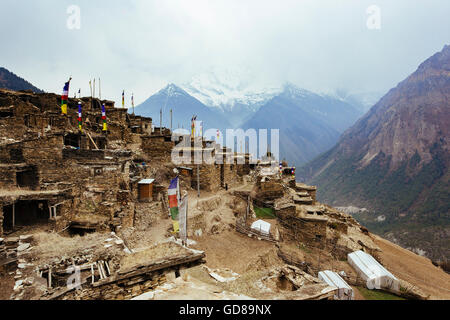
{"left": 2, "top": 179, "right": 449, "bottom": 300}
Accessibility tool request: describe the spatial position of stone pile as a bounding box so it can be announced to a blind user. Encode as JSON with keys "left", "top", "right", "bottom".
{"left": 4, "top": 237, "right": 19, "bottom": 259}
{"left": 5, "top": 235, "right": 34, "bottom": 259}
{"left": 5, "top": 235, "right": 36, "bottom": 300}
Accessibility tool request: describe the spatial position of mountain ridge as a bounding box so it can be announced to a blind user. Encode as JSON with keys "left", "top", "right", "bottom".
{"left": 299, "top": 45, "right": 450, "bottom": 261}
{"left": 133, "top": 83, "right": 232, "bottom": 132}
{"left": 242, "top": 83, "right": 363, "bottom": 165}
{"left": 0, "top": 67, "right": 43, "bottom": 93}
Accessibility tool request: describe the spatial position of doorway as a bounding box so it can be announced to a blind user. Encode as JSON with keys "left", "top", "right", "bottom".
{"left": 2, "top": 200, "right": 49, "bottom": 232}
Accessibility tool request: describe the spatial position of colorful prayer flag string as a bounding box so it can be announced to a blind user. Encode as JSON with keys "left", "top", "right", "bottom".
{"left": 101, "top": 103, "right": 107, "bottom": 131}
{"left": 77, "top": 101, "right": 82, "bottom": 132}
{"left": 61, "top": 78, "right": 71, "bottom": 115}
{"left": 191, "top": 115, "right": 197, "bottom": 137}
{"left": 168, "top": 176, "right": 180, "bottom": 233}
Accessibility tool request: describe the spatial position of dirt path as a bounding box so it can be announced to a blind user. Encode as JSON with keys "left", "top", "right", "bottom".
{"left": 191, "top": 230, "right": 280, "bottom": 274}
{"left": 374, "top": 235, "right": 450, "bottom": 299}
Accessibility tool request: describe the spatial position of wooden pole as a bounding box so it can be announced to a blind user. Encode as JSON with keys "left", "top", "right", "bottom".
{"left": 160, "top": 109, "right": 162, "bottom": 135}
{"left": 48, "top": 267, "right": 52, "bottom": 288}
{"left": 186, "top": 195, "right": 188, "bottom": 247}
{"left": 170, "top": 109, "right": 173, "bottom": 132}
{"left": 91, "top": 263, "right": 95, "bottom": 284}
{"left": 85, "top": 130, "right": 99, "bottom": 150}
{"left": 89, "top": 80, "right": 93, "bottom": 112}
{"left": 104, "top": 260, "right": 111, "bottom": 276}
{"left": 99, "top": 78, "right": 101, "bottom": 100}
{"left": 197, "top": 164, "right": 200, "bottom": 198}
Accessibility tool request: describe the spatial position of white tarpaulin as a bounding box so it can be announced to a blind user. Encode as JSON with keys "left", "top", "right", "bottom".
{"left": 318, "top": 270, "right": 354, "bottom": 300}
{"left": 250, "top": 220, "right": 271, "bottom": 236}
{"left": 178, "top": 195, "right": 187, "bottom": 244}
{"left": 348, "top": 250, "right": 399, "bottom": 292}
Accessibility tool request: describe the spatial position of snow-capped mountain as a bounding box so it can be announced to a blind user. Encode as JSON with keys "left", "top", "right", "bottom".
{"left": 181, "top": 68, "right": 281, "bottom": 127}
{"left": 242, "top": 83, "right": 364, "bottom": 165}
{"left": 134, "top": 80, "right": 365, "bottom": 166}
{"left": 133, "top": 83, "right": 231, "bottom": 131}
{"left": 182, "top": 69, "right": 281, "bottom": 111}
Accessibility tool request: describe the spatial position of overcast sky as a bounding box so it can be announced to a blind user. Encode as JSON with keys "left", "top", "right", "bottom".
{"left": 1, "top": 0, "right": 449, "bottom": 105}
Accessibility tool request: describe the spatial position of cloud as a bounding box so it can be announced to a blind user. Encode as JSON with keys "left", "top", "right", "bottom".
{"left": 0, "top": 0, "right": 449, "bottom": 104}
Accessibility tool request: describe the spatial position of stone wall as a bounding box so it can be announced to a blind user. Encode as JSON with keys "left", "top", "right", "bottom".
{"left": 128, "top": 115, "right": 152, "bottom": 135}
{"left": 0, "top": 89, "right": 161, "bottom": 237}
{"left": 59, "top": 269, "right": 167, "bottom": 300}
{"left": 256, "top": 179, "right": 284, "bottom": 201}
{"left": 222, "top": 163, "right": 241, "bottom": 188}
{"left": 278, "top": 214, "right": 328, "bottom": 249}
{"left": 141, "top": 135, "right": 174, "bottom": 162}
{"left": 57, "top": 260, "right": 201, "bottom": 300}
{"left": 191, "top": 164, "right": 221, "bottom": 192}
{"left": 290, "top": 181, "right": 317, "bottom": 204}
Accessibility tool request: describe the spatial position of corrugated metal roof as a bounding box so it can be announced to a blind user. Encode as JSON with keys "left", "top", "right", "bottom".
{"left": 138, "top": 179, "right": 155, "bottom": 184}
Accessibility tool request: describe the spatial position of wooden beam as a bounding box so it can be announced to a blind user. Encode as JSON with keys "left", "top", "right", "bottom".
{"left": 48, "top": 267, "right": 52, "bottom": 288}
{"left": 90, "top": 263, "right": 95, "bottom": 284}
{"left": 85, "top": 130, "right": 99, "bottom": 150}
{"left": 94, "top": 252, "right": 205, "bottom": 288}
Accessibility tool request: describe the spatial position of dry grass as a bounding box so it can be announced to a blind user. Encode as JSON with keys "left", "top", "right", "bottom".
{"left": 120, "top": 241, "right": 191, "bottom": 271}
{"left": 374, "top": 235, "right": 450, "bottom": 299}
{"left": 186, "top": 265, "right": 266, "bottom": 299}
{"left": 32, "top": 232, "right": 109, "bottom": 264}
{"left": 221, "top": 269, "right": 267, "bottom": 298}
{"left": 71, "top": 213, "right": 109, "bottom": 225}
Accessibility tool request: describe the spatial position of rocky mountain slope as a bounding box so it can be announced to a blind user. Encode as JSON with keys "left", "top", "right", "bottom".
{"left": 242, "top": 84, "right": 363, "bottom": 165}
{"left": 299, "top": 45, "right": 450, "bottom": 261}
{"left": 0, "top": 67, "right": 42, "bottom": 93}
{"left": 133, "top": 84, "right": 231, "bottom": 132}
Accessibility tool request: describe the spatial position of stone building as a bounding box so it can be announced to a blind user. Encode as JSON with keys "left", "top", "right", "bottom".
{"left": 0, "top": 90, "right": 144, "bottom": 237}
{"left": 0, "top": 88, "right": 253, "bottom": 237}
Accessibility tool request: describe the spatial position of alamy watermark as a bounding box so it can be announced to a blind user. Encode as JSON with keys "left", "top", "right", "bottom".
{"left": 67, "top": 5, "right": 81, "bottom": 30}
{"left": 66, "top": 266, "right": 82, "bottom": 290}
{"left": 171, "top": 125, "right": 280, "bottom": 167}
{"left": 366, "top": 5, "right": 381, "bottom": 30}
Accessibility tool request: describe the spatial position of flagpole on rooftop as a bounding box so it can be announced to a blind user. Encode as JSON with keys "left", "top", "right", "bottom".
{"left": 160, "top": 109, "right": 162, "bottom": 135}
{"left": 197, "top": 164, "right": 200, "bottom": 198}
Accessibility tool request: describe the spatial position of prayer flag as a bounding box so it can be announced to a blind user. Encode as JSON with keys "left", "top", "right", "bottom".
{"left": 78, "top": 101, "right": 82, "bottom": 131}
{"left": 61, "top": 79, "right": 71, "bottom": 114}
{"left": 168, "top": 177, "right": 180, "bottom": 232}
{"left": 101, "top": 103, "right": 107, "bottom": 131}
